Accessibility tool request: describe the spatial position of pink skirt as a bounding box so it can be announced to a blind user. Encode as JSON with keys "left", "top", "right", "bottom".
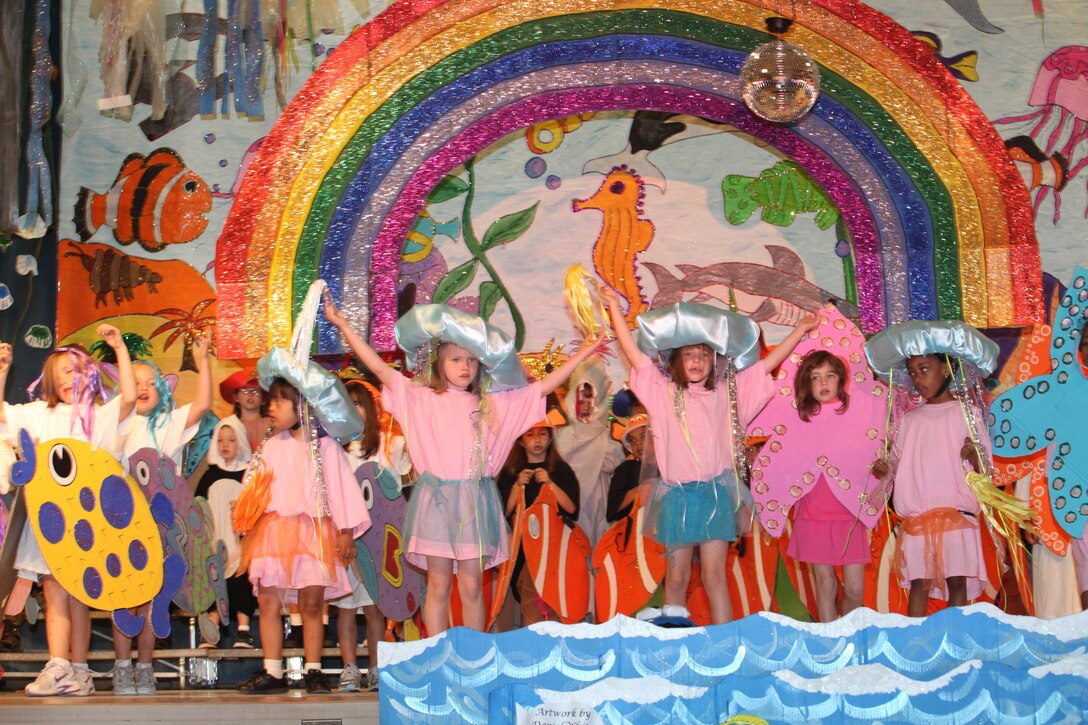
{"left": 240, "top": 512, "right": 350, "bottom": 604}
{"left": 787, "top": 476, "right": 870, "bottom": 566}
{"left": 787, "top": 518, "right": 870, "bottom": 566}
{"left": 896, "top": 511, "right": 988, "bottom": 601}
{"left": 403, "top": 473, "right": 509, "bottom": 572}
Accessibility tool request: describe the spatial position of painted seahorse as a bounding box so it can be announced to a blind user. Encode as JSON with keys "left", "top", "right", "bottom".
{"left": 571, "top": 166, "right": 655, "bottom": 328}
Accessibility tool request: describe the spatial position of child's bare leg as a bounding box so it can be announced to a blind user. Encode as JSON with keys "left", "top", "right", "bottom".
{"left": 456, "top": 559, "right": 485, "bottom": 631}
{"left": 113, "top": 621, "right": 133, "bottom": 661}
{"left": 664, "top": 546, "right": 694, "bottom": 608}
{"left": 135, "top": 610, "right": 156, "bottom": 663}
{"left": 338, "top": 607, "right": 358, "bottom": 666}
{"left": 362, "top": 604, "right": 384, "bottom": 667}
{"left": 423, "top": 557, "right": 454, "bottom": 636}
{"left": 257, "top": 587, "right": 284, "bottom": 660}
{"left": 841, "top": 563, "right": 866, "bottom": 617}
{"left": 812, "top": 564, "right": 841, "bottom": 623}
{"left": 946, "top": 576, "right": 968, "bottom": 607}
{"left": 699, "top": 540, "right": 732, "bottom": 624}
{"left": 70, "top": 597, "right": 91, "bottom": 663}
{"left": 42, "top": 577, "right": 72, "bottom": 659}
{"left": 298, "top": 585, "right": 325, "bottom": 664}
{"left": 908, "top": 579, "right": 931, "bottom": 617}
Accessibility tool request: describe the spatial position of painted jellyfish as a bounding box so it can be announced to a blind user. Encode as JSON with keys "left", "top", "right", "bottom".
{"left": 996, "top": 46, "right": 1088, "bottom": 222}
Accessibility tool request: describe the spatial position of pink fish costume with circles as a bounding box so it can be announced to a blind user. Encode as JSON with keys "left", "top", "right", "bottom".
{"left": 749, "top": 307, "right": 889, "bottom": 537}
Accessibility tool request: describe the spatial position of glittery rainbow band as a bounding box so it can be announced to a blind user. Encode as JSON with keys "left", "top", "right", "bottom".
{"left": 215, "top": 0, "right": 1041, "bottom": 358}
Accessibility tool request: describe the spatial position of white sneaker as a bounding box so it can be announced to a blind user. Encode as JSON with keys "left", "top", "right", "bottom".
{"left": 661, "top": 605, "right": 691, "bottom": 619}
{"left": 338, "top": 663, "right": 362, "bottom": 693}
{"left": 635, "top": 607, "right": 662, "bottom": 622}
{"left": 366, "top": 667, "right": 379, "bottom": 692}
{"left": 25, "top": 658, "right": 79, "bottom": 697}
{"left": 111, "top": 662, "right": 136, "bottom": 696}
{"left": 70, "top": 667, "right": 96, "bottom": 696}
{"left": 135, "top": 665, "right": 157, "bottom": 695}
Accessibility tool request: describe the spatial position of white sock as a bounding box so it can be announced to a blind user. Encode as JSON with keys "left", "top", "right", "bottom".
{"left": 135, "top": 662, "right": 152, "bottom": 671}
{"left": 289, "top": 613, "right": 303, "bottom": 627}
{"left": 47, "top": 657, "right": 71, "bottom": 669}
{"left": 72, "top": 662, "right": 90, "bottom": 672}
{"left": 264, "top": 659, "right": 283, "bottom": 678}
{"left": 662, "top": 604, "right": 690, "bottom": 618}
{"left": 237, "top": 625, "right": 250, "bottom": 632}
{"left": 115, "top": 659, "right": 132, "bottom": 669}
{"left": 304, "top": 661, "right": 321, "bottom": 673}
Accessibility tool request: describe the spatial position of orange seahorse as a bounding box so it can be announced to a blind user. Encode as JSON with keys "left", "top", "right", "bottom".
{"left": 572, "top": 166, "right": 655, "bottom": 328}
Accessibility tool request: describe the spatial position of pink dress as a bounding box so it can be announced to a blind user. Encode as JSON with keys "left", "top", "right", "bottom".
{"left": 892, "top": 400, "right": 989, "bottom": 600}
{"left": 787, "top": 475, "right": 870, "bottom": 565}
{"left": 242, "top": 432, "right": 370, "bottom": 603}
{"left": 382, "top": 373, "right": 544, "bottom": 570}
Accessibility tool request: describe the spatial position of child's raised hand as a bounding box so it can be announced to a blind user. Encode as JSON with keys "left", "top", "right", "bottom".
{"left": 533, "top": 468, "right": 551, "bottom": 485}
{"left": 193, "top": 331, "right": 212, "bottom": 362}
{"left": 97, "top": 324, "right": 124, "bottom": 349}
{"left": 516, "top": 469, "right": 533, "bottom": 487}
{"left": 796, "top": 311, "right": 820, "bottom": 335}
{"left": 598, "top": 284, "right": 620, "bottom": 310}
{"left": 322, "top": 289, "right": 346, "bottom": 328}
{"left": 0, "top": 342, "right": 11, "bottom": 375}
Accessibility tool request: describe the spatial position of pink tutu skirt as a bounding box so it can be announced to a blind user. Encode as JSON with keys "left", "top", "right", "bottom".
{"left": 403, "top": 473, "right": 509, "bottom": 572}
{"left": 240, "top": 512, "right": 350, "bottom": 604}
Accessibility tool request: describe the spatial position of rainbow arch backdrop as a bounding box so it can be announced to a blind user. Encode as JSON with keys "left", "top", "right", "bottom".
{"left": 215, "top": 0, "right": 1043, "bottom": 358}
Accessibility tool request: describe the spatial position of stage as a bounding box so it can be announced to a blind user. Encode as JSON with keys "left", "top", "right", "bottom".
{"left": 0, "top": 690, "right": 379, "bottom": 724}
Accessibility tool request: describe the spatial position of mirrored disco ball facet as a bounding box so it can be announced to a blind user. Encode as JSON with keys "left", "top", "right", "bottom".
{"left": 740, "top": 40, "right": 821, "bottom": 124}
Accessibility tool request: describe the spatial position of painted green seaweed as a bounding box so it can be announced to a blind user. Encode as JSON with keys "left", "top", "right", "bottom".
{"left": 429, "top": 158, "right": 538, "bottom": 349}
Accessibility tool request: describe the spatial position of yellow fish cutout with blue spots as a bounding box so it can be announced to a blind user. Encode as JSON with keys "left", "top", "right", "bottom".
{"left": 12, "top": 430, "right": 185, "bottom": 637}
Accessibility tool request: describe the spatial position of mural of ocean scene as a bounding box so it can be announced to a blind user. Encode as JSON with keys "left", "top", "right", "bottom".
{"left": 379, "top": 605, "right": 1088, "bottom": 724}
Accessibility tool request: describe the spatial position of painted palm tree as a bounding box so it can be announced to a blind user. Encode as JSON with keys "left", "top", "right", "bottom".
{"left": 89, "top": 332, "right": 154, "bottom": 362}
{"left": 150, "top": 299, "right": 215, "bottom": 372}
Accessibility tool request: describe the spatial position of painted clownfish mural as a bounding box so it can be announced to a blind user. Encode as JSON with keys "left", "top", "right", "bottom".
{"left": 73, "top": 149, "right": 212, "bottom": 253}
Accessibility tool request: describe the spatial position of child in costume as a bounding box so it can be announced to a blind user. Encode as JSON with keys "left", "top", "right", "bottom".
{"left": 606, "top": 413, "right": 648, "bottom": 524}
{"left": 334, "top": 378, "right": 411, "bottom": 692}
{"left": 0, "top": 327, "right": 136, "bottom": 697}
{"left": 600, "top": 285, "right": 816, "bottom": 624}
{"left": 111, "top": 335, "right": 212, "bottom": 695}
{"left": 235, "top": 347, "right": 369, "bottom": 695}
{"left": 752, "top": 343, "right": 887, "bottom": 622}
{"left": 325, "top": 300, "right": 601, "bottom": 635}
{"left": 497, "top": 415, "right": 581, "bottom": 625}
{"left": 195, "top": 417, "right": 256, "bottom": 648}
{"left": 866, "top": 320, "right": 1000, "bottom": 617}
{"left": 219, "top": 369, "right": 271, "bottom": 452}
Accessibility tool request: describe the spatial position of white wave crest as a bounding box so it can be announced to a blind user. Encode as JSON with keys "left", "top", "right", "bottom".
{"left": 774, "top": 660, "right": 981, "bottom": 696}
{"left": 535, "top": 674, "right": 708, "bottom": 707}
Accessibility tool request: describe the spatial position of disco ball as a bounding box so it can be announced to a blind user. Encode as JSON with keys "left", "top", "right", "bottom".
{"left": 740, "top": 39, "right": 821, "bottom": 124}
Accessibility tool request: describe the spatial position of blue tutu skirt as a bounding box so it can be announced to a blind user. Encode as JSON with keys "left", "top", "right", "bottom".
{"left": 402, "top": 472, "right": 509, "bottom": 572}
{"left": 645, "top": 469, "right": 753, "bottom": 549}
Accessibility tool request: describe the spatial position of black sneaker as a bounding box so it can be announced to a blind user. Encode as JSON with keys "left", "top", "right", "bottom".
{"left": 0, "top": 625, "right": 21, "bottom": 653}
{"left": 238, "top": 669, "right": 289, "bottom": 694}
{"left": 303, "top": 668, "right": 331, "bottom": 695}
{"left": 233, "top": 630, "right": 255, "bottom": 649}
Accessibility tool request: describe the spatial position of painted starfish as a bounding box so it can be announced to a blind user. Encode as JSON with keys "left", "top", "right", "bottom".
{"left": 748, "top": 306, "right": 889, "bottom": 535}
{"left": 989, "top": 267, "right": 1088, "bottom": 539}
